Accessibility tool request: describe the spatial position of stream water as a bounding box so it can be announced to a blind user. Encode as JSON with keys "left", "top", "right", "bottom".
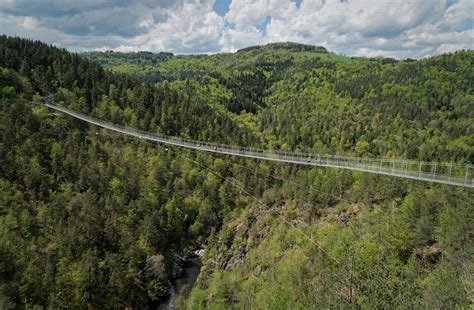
{"left": 158, "top": 257, "right": 202, "bottom": 309}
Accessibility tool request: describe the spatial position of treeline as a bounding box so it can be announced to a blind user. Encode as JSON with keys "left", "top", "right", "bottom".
{"left": 238, "top": 42, "right": 329, "bottom": 53}
{"left": 0, "top": 35, "right": 472, "bottom": 309}
{"left": 83, "top": 50, "right": 174, "bottom": 67}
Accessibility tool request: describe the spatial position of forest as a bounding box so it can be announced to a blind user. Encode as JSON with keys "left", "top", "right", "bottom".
{"left": 0, "top": 35, "right": 473, "bottom": 309}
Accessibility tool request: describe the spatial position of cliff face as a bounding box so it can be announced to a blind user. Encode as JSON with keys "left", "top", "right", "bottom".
{"left": 187, "top": 180, "right": 473, "bottom": 309}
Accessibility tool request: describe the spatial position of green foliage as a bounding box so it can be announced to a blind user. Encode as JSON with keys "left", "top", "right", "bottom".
{"left": 187, "top": 184, "right": 472, "bottom": 309}
{"left": 84, "top": 44, "right": 474, "bottom": 162}
{"left": 237, "top": 42, "right": 329, "bottom": 53}
{"left": 0, "top": 35, "right": 472, "bottom": 309}
{"left": 0, "top": 36, "right": 260, "bottom": 308}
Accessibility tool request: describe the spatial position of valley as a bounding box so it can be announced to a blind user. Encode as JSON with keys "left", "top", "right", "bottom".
{"left": 0, "top": 36, "right": 472, "bottom": 309}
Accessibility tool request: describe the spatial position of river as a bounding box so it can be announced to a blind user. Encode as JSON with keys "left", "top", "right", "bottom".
{"left": 158, "top": 257, "right": 202, "bottom": 309}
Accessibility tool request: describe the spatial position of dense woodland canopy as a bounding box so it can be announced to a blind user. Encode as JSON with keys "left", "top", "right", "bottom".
{"left": 0, "top": 35, "right": 473, "bottom": 309}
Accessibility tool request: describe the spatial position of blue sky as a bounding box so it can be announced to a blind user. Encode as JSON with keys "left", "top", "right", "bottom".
{"left": 213, "top": 0, "right": 231, "bottom": 16}
{"left": 0, "top": 0, "right": 472, "bottom": 58}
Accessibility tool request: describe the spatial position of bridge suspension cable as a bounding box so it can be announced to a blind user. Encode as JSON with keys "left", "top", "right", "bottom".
{"left": 44, "top": 100, "right": 473, "bottom": 188}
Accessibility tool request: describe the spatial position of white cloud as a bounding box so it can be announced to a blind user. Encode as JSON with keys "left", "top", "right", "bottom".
{"left": 438, "top": 0, "right": 473, "bottom": 31}
{"left": 437, "top": 43, "right": 472, "bottom": 54}
{"left": 132, "top": 1, "right": 225, "bottom": 53}
{"left": 225, "top": 0, "right": 291, "bottom": 27}
{"left": 0, "top": 0, "right": 472, "bottom": 58}
{"left": 20, "top": 16, "right": 39, "bottom": 30}
{"left": 221, "top": 26, "right": 264, "bottom": 51}
{"left": 255, "top": 0, "right": 472, "bottom": 58}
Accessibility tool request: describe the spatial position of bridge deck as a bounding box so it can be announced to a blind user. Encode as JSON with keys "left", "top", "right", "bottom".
{"left": 44, "top": 101, "right": 473, "bottom": 188}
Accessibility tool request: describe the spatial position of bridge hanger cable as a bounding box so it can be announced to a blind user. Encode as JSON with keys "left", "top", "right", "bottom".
{"left": 43, "top": 99, "right": 473, "bottom": 188}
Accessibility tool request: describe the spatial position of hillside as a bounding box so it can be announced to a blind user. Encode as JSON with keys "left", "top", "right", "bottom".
{"left": 1, "top": 36, "right": 473, "bottom": 309}
{"left": 83, "top": 43, "right": 474, "bottom": 162}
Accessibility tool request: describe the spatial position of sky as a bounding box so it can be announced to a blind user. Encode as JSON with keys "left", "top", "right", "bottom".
{"left": 0, "top": 0, "right": 472, "bottom": 58}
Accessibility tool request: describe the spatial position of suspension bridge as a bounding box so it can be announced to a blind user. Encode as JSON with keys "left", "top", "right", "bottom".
{"left": 44, "top": 100, "right": 473, "bottom": 188}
